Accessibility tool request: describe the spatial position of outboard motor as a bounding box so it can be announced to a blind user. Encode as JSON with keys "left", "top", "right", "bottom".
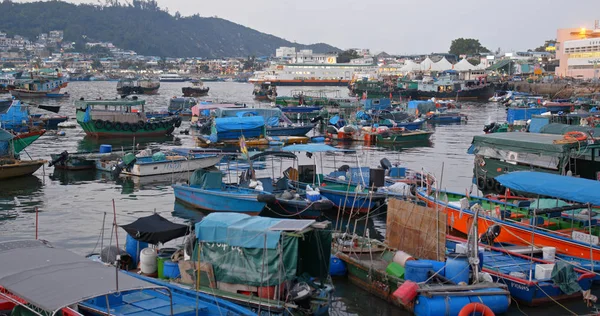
{"left": 49, "top": 151, "right": 69, "bottom": 167}
{"left": 483, "top": 122, "right": 496, "bottom": 133}
{"left": 380, "top": 158, "right": 392, "bottom": 170}
{"left": 111, "top": 154, "right": 137, "bottom": 178}
{"left": 479, "top": 224, "right": 501, "bottom": 245}
{"left": 289, "top": 282, "right": 312, "bottom": 305}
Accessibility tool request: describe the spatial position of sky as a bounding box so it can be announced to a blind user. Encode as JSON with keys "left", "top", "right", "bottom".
{"left": 41, "top": 0, "right": 600, "bottom": 54}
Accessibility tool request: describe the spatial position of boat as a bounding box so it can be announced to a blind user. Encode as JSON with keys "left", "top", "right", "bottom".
{"left": 12, "top": 129, "right": 45, "bottom": 154}
{"left": 75, "top": 98, "right": 179, "bottom": 138}
{"left": 49, "top": 149, "right": 124, "bottom": 170}
{"left": 188, "top": 212, "right": 334, "bottom": 314}
{"left": 446, "top": 235, "right": 595, "bottom": 306}
{"left": 182, "top": 80, "right": 209, "bottom": 97}
{"left": 159, "top": 73, "right": 189, "bottom": 82}
{"left": 469, "top": 132, "right": 600, "bottom": 192}
{"left": 416, "top": 171, "right": 600, "bottom": 267}
{"left": 0, "top": 99, "right": 45, "bottom": 133}
{"left": 348, "top": 79, "right": 402, "bottom": 98}
{"left": 116, "top": 78, "right": 160, "bottom": 95}
{"left": 543, "top": 101, "right": 574, "bottom": 113}
{"left": 250, "top": 62, "right": 377, "bottom": 86}
{"left": 110, "top": 149, "right": 224, "bottom": 177}
{"left": 334, "top": 199, "right": 511, "bottom": 315}
{"left": 400, "top": 71, "right": 496, "bottom": 101}
{"left": 0, "top": 128, "right": 46, "bottom": 180}
{"left": 212, "top": 108, "right": 315, "bottom": 137}
{"left": 172, "top": 167, "right": 275, "bottom": 214}
{"left": 252, "top": 82, "right": 277, "bottom": 101}
{"left": 9, "top": 71, "right": 68, "bottom": 98}
{"left": 425, "top": 111, "right": 467, "bottom": 123}
{"left": 366, "top": 128, "right": 434, "bottom": 145}
{"left": 282, "top": 144, "right": 387, "bottom": 213}
{"left": 0, "top": 98, "right": 12, "bottom": 113}
{"left": 0, "top": 239, "right": 254, "bottom": 316}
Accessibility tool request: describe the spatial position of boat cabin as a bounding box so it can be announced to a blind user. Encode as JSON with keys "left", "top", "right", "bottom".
{"left": 75, "top": 99, "right": 147, "bottom": 123}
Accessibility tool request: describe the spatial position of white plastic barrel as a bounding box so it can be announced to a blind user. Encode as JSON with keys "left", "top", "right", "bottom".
{"left": 140, "top": 247, "right": 158, "bottom": 274}
{"left": 393, "top": 250, "right": 415, "bottom": 267}
{"left": 542, "top": 247, "right": 556, "bottom": 262}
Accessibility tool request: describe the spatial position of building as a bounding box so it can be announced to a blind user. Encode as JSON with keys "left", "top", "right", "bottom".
{"left": 556, "top": 20, "right": 600, "bottom": 79}
{"left": 275, "top": 47, "right": 296, "bottom": 58}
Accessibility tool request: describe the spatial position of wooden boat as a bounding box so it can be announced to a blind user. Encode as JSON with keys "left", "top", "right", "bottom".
{"left": 116, "top": 78, "right": 160, "bottom": 95}
{"left": 182, "top": 80, "right": 209, "bottom": 97}
{"left": 13, "top": 130, "right": 45, "bottom": 154}
{"left": 252, "top": 82, "right": 277, "bottom": 101}
{"left": 446, "top": 235, "right": 595, "bottom": 306}
{"left": 417, "top": 171, "right": 600, "bottom": 264}
{"left": 172, "top": 167, "right": 274, "bottom": 214}
{"left": 367, "top": 129, "right": 433, "bottom": 145}
{"left": 0, "top": 159, "right": 45, "bottom": 179}
{"left": 49, "top": 150, "right": 123, "bottom": 170}
{"left": 0, "top": 239, "right": 253, "bottom": 316}
{"left": 75, "top": 99, "right": 178, "bottom": 138}
{"left": 334, "top": 236, "right": 511, "bottom": 315}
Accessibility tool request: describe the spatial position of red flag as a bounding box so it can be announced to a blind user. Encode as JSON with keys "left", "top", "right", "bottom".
{"left": 389, "top": 92, "right": 392, "bottom": 100}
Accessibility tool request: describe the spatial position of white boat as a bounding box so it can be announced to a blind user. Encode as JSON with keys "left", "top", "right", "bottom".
{"left": 159, "top": 73, "right": 189, "bottom": 82}
{"left": 106, "top": 150, "right": 224, "bottom": 177}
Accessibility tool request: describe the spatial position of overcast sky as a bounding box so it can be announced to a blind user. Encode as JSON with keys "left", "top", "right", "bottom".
{"left": 55, "top": 0, "right": 600, "bottom": 54}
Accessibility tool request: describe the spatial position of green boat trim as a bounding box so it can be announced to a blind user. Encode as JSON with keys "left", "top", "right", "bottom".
{"left": 12, "top": 130, "right": 45, "bottom": 155}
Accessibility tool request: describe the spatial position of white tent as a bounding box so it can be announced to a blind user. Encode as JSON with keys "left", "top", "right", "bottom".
{"left": 420, "top": 57, "right": 434, "bottom": 71}
{"left": 431, "top": 57, "right": 453, "bottom": 72}
{"left": 400, "top": 60, "right": 421, "bottom": 73}
{"left": 453, "top": 59, "right": 478, "bottom": 71}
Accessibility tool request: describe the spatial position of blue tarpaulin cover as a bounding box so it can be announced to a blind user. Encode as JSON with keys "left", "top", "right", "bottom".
{"left": 0, "top": 128, "right": 14, "bottom": 157}
{"left": 195, "top": 213, "right": 283, "bottom": 249}
{"left": 214, "top": 116, "right": 265, "bottom": 133}
{"left": 496, "top": 171, "right": 600, "bottom": 205}
{"left": 506, "top": 107, "right": 546, "bottom": 123}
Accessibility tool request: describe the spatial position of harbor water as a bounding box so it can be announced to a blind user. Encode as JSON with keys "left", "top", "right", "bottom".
{"left": 0, "top": 81, "right": 593, "bottom": 315}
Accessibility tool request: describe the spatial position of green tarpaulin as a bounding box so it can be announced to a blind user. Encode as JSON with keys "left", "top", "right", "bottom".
{"left": 198, "top": 235, "right": 298, "bottom": 286}
{"left": 551, "top": 261, "right": 582, "bottom": 295}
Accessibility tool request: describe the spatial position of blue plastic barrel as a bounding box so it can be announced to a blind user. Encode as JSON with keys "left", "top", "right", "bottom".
{"left": 418, "top": 259, "right": 446, "bottom": 276}
{"left": 125, "top": 234, "right": 148, "bottom": 265}
{"left": 414, "top": 294, "right": 470, "bottom": 316}
{"left": 99, "top": 144, "right": 112, "bottom": 153}
{"left": 478, "top": 250, "right": 484, "bottom": 270}
{"left": 469, "top": 288, "right": 511, "bottom": 314}
{"left": 405, "top": 260, "right": 433, "bottom": 283}
{"left": 311, "top": 136, "right": 325, "bottom": 143}
{"left": 163, "top": 260, "right": 181, "bottom": 279}
{"left": 329, "top": 255, "right": 347, "bottom": 276}
{"left": 445, "top": 253, "right": 470, "bottom": 284}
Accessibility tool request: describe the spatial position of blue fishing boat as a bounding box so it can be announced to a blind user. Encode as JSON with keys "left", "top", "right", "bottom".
{"left": 172, "top": 167, "right": 274, "bottom": 214}
{"left": 425, "top": 111, "right": 467, "bottom": 123}
{"left": 447, "top": 235, "right": 595, "bottom": 306}
{"left": 0, "top": 100, "right": 43, "bottom": 133}
{"left": 0, "top": 239, "right": 253, "bottom": 316}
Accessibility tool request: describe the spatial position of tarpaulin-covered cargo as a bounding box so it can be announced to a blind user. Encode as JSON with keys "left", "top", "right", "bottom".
{"left": 212, "top": 116, "right": 265, "bottom": 141}
{"left": 407, "top": 100, "right": 435, "bottom": 115}
{"left": 214, "top": 108, "right": 282, "bottom": 127}
{"left": 506, "top": 107, "right": 546, "bottom": 124}
{"left": 194, "top": 213, "right": 331, "bottom": 287}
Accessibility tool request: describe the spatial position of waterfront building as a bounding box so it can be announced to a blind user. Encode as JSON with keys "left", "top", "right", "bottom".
{"left": 556, "top": 20, "right": 600, "bottom": 79}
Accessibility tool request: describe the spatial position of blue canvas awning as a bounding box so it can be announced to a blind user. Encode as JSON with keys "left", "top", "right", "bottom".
{"left": 496, "top": 172, "right": 600, "bottom": 205}
{"left": 214, "top": 116, "right": 265, "bottom": 132}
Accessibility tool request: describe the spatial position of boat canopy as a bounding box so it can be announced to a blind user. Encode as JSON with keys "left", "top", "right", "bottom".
{"left": 539, "top": 123, "right": 600, "bottom": 136}
{"left": 196, "top": 213, "right": 315, "bottom": 249}
{"left": 249, "top": 150, "right": 297, "bottom": 161}
{"left": 469, "top": 133, "right": 580, "bottom": 156}
{"left": 214, "top": 108, "right": 282, "bottom": 127}
{"left": 121, "top": 213, "right": 189, "bottom": 245}
{"left": 0, "top": 240, "right": 164, "bottom": 314}
{"left": 496, "top": 171, "right": 600, "bottom": 205}
{"left": 282, "top": 144, "right": 347, "bottom": 153}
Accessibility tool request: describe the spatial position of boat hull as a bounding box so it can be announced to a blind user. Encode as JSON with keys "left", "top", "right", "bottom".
{"left": 77, "top": 120, "right": 175, "bottom": 139}
{"left": 374, "top": 131, "right": 433, "bottom": 144}
{"left": 10, "top": 88, "right": 60, "bottom": 98}
{"left": 172, "top": 184, "right": 266, "bottom": 214}
{"left": 13, "top": 130, "right": 45, "bottom": 154}
{"left": 0, "top": 160, "right": 45, "bottom": 179}
{"left": 417, "top": 189, "right": 600, "bottom": 261}
{"left": 401, "top": 84, "right": 496, "bottom": 100}
{"left": 267, "top": 125, "right": 314, "bottom": 137}
{"left": 182, "top": 87, "right": 209, "bottom": 97}
{"left": 123, "top": 155, "right": 222, "bottom": 177}
{"left": 255, "top": 79, "right": 349, "bottom": 86}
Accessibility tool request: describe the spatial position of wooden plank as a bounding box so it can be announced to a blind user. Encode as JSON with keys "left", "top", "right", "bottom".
{"left": 386, "top": 199, "right": 446, "bottom": 261}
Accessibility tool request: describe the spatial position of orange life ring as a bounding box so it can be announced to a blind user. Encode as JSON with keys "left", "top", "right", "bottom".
{"left": 458, "top": 303, "right": 495, "bottom": 316}
{"left": 564, "top": 131, "right": 587, "bottom": 141}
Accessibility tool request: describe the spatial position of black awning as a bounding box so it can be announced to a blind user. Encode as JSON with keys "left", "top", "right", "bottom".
{"left": 121, "top": 213, "right": 189, "bottom": 245}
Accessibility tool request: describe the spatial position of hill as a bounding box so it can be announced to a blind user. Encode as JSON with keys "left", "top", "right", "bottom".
{"left": 0, "top": 0, "right": 340, "bottom": 58}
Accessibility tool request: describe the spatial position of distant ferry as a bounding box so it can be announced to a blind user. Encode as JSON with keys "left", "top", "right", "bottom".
{"left": 159, "top": 73, "right": 189, "bottom": 82}
{"left": 250, "top": 63, "right": 377, "bottom": 86}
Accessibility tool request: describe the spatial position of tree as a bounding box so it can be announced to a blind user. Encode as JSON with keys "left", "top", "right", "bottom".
{"left": 337, "top": 49, "right": 360, "bottom": 63}
{"left": 467, "top": 58, "right": 480, "bottom": 66}
{"left": 532, "top": 39, "right": 557, "bottom": 52}
{"left": 449, "top": 38, "right": 490, "bottom": 56}
{"left": 91, "top": 59, "right": 103, "bottom": 69}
